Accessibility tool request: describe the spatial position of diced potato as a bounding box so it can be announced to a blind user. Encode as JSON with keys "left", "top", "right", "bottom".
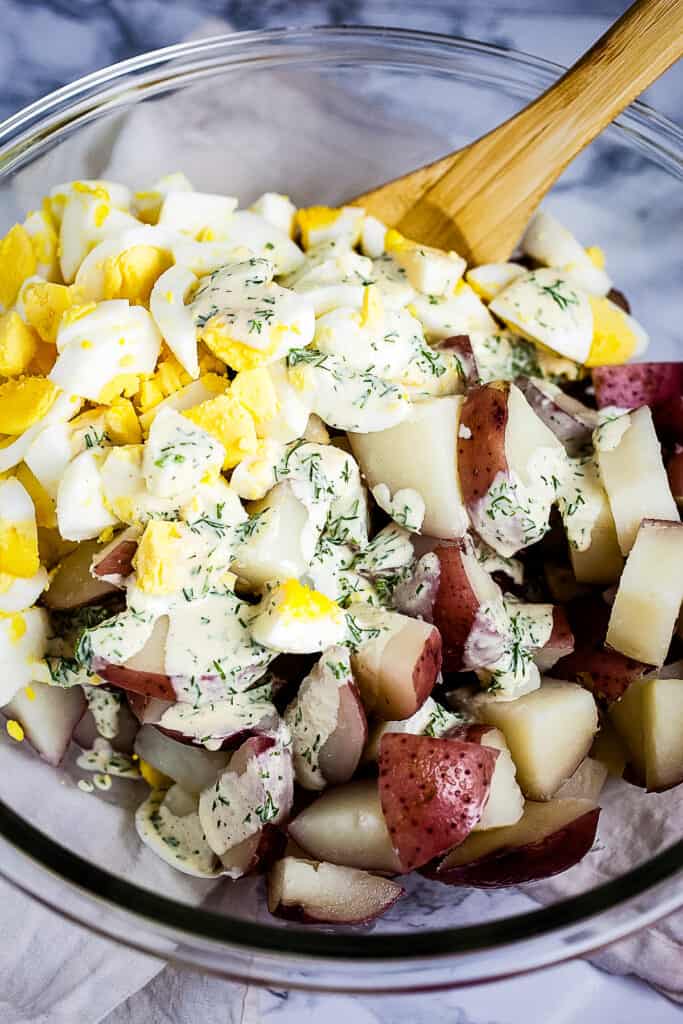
{"left": 607, "top": 519, "right": 683, "bottom": 666}
{"left": 463, "top": 680, "right": 598, "bottom": 800}
{"left": 609, "top": 676, "right": 683, "bottom": 790}
{"left": 596, "top": 406, "right": 679, "bottom": 555}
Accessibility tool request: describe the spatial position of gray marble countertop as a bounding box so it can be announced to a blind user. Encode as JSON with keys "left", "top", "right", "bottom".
{"left": 0, "top": 2, "right": 681, "bottom": 1023}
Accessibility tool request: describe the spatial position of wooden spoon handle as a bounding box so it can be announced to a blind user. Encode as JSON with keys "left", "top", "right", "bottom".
{"left": 393, "top": 0, "right": 683, "bottom": 260}
{"left": 518, "top": 0, "right": 683, "bottom": 165}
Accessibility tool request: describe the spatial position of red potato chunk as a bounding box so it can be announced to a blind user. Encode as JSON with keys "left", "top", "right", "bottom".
{"left": 430, "top": 541, "right": 505, "bottom": 672}
{"left": 592, "top": 362, "right": 683, "bottom": 441}
{"left": 448, "top": 724, "right": 524, "bottom": 830}
{"left": 43, "top": 539, "right": 118, "bottom": 610}
{"left": 607, "top": 519, "right": 683, "bottom": 667}
{"left": 430, "top": 798, "right": 600, "bottom": 887}
{"left": 555, "top": 597, "right": 649, "bottom": 702}
{"left": 457, "top": 382, "right": 566, "bottom": 557}
{"left": 267, "top": 857, "right": 403, "bottom": 925}
{"left": 97, "top": 616, "right": 176, "bottom": 701}
{"left": 91, "top": 526, "right": 139, "bottom": 582}
{"left": 609, "top": 675, "right": 683, "bottom": 791}
{"left": 456, "top": 680, "right": 598, "bottom": 801}
{"left": 3, "top": 681, "right": 86, "bottom": 766}
{"left": 349, "top": 395, "right": 469, "bottom": 540}
{"left": 516, "top": 376, "right": 597, "bottom": 454}
{"left": 350, "top": 610, "right": 442, "bottom": 721}
{"left": 287, "top": 779, "right": 402, "bottom": 873}
{"left": 378, "top": 733, "right": 497, "bottom": 872}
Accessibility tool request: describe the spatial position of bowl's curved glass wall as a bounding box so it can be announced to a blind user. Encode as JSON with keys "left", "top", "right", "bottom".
{"left": 0, "top": 28, "right": 681, "bottom": 991}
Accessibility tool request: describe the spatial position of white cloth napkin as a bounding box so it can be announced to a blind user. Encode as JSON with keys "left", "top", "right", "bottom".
{"left": 2, "top": 18, "right": 682, "bottom": 1022}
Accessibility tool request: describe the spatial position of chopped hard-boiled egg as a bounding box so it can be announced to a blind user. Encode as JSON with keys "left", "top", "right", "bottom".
{"left": 50, "top": 300, "right": 162, "bottom": 402}
{"left": 385, "top": 229, "right": 466, "bottom": 297}
{"left": 0, "top": 478, "right": 40, "bottom": 577}
{"left": 359, "top": 215, "right": 387, "bottom": 259}
{"left": 56, "top": 448, "right": 119, "bottom": 541}
{"left": 0, "top": 390, "right": 80, "bottom": 475}
{"left": 249, "top": 192, "right": 297, "bottom": 237}
{"left": 521, "top": 209, "right": 612, "bottom": 297}
{"left": 133, "top": 520, "right": 185, "bottom": 595}
{"left": 0, "top": 377, "right": 59, "bottom": 435}
{"left": 183, "top": 392, "right": 258, "bottom": 469}
{"left": 22, "top": 207, "right": 60, "bottom": 281}
{"left": 0, "top": 605, "right": 49, "bottom": 705}
{"left": 296, "top": 205, "right": 364, "bottom": 250}
{"left": 230, "top": 367, "right": 280, "bottom": 434}
{"left": 59, "top": 186, "right": 139, "bottom": 283}
{"left": 194, "top": 260, "right": 314, "bottom": 371}
{"left": 585, "top": 295, "right": 649, "bottom": 366}
{"left": 489, "top": 268, "right": 594, "bottom": 364}
{"left": 149, "top": 264, "right": 199, "bottom": 377}
{"left": 143, "top": 408, "right": 224, "bottom": 499}
{"left": 409, "top": 282, "right": 497, "bottom": 341}
{"left": 158, "top": 190, "right": 237, "bottom": 238}
{"left": 251, "top": 578, "right": 346, "bottom": 652}
{"left": 0, "top": 224, "right": 37, "bottom": 310}
{"left": 133, "top": 172, "right": 194, "bottom": 224}
{"left": 22, "top": 281, "right": 73, "bottom": 344}
{"left": 466, "top": 262, "right": 526, "bottom": 302}
{"left": 14, "top": 463, "right": 56, "bottom": 529}
{"left": 0, "top": 567, "right": 48, "bottom": 613}
{"left": 0, "top": 312, "right": 38, "bottom": 376}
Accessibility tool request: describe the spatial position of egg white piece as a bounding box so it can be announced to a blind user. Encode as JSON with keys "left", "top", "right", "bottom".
{"left": 249, "top": 193, "right": 297, "bottom": 237}
{"left": 466, "top": 262, "right": 527, "bottom": 302}
{"left": 315, "top": 304, "right": 422, "bottom": 380}
{"left": 490, "top": 268, "right": 593, "bottom": 364}
{"left": 411, "top": 284, "right": 497, "bottom": 341}
{"left": 149, "top": 264, "right": 199, "bottom": 377}
{"left": 220, "top": 211, "right": 304, "bottom": 275}
{"left": 260, "top": 361, "right": 313, "bottom": 443}
{"left": 0, "top": 606, "right": 50, "bottom": 706}
{"left": 360, "top": 215, "right": 387, "bottom": 259}
{"left": 57, "top": 448, "right": 119, "bottom": 541}
{"left": 299, "top": 206, "right": 364, "bottom": 250}
{"left": 132, "top": 171, "right": 194, "bottom": 222}
{"left": 50, "top": 301, "right": 162, "bottom": 402}
{"left": 0, "top": 476, "right": 37, "bottom": 529}
{"left": 24, "top": 420, "right": 72, "bottom": 499}
{"left": 100, "top": 445, "right": 179, "bottom": 526}
{"left": 74, "top": 225, "right": 180, "bottom": 302}
{"left": 290, "top": 353, "right": 410, "bottom": 433}
{"left": 284, "top": 242, "right": 372, "bottom": 315}
{"left": 0, "top": 568, "right": 48, "bottom": 613}
{"left": 143, "top": 408, "right": 224, "bottom": 500}
{"left": 0, "top": 391, "right": 81, "bottom": 474}
{"left": 59, "top": 192, "right": 139, "bottom": 282}
{"left": 369, "top": 254, "right": 416, "bottom": 310}
{"left": 387, "top": 238, "right": 466, "bottom": 297}
{"left": 521, "top": 209, "right": 612, "bottom": 297}
{"left": 158, "top": 191, "right": 238, "bottom": 238}
{"left": 22, "top": 208, "right": 60, "bottom": 281}
{"left": 250, "top": 582, "right": 346, "bottom": 654}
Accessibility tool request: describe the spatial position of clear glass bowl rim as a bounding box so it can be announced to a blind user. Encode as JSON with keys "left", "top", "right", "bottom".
{"left": 0, "top": 23, "right": 681, "bottom": 970}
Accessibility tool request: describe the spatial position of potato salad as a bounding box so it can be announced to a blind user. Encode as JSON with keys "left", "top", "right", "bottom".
{"left": 1, "top": 175, "right": 680, "bottom": 924}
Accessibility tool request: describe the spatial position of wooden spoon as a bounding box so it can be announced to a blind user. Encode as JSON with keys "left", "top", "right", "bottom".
{"left": 351, "top": 0, "right": 683, "bottom": 264}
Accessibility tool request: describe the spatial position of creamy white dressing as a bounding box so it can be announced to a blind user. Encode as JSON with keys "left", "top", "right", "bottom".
{"left": 198, "top": 728, "right": 294, "bottom": 856}
{"left": 82, "top": 684, "right": 122, "bottom": 739}
{"left": 136, "top": 785, "right": 220, "bottom": 877}
{"left": 158, "top": 685, "right": 278, "bottom": 750}
{"left": 77, "top": 737, "right": 141, "bottom": 778}
{"left": 371, "top": 484, "right": 425, "bottom": 532}
{"left": 593, "top": 407, "right": 632, "bottom": 452}
{"left": 556, "top": 453, "right": 609, "bottom": 551}
{"left": 143, "top": 408, "right": 224, "bottom": 499}
{"left": 284, "top": 648, "right": 351, "bottom": 790}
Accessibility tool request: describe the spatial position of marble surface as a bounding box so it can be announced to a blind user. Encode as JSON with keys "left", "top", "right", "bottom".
{"left": 0, "top": 2, "right": 682, "bottom": 1023}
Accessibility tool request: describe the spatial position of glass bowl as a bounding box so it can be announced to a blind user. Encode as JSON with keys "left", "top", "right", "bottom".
{"left": 0, "top": 26, "right": 682, "bottom": 993}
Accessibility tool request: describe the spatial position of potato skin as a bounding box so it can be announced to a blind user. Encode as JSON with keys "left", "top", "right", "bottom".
{"left": 378, "top": 733, "right": 497, "bottom": 872}
{"left": 457, "top": 382, "right": 510, "bottom": 505}
{"left": 427, "top": 807, "right": 600, "bottom": 887}
{"left": 97, "top": 662, "right": 176, "bottom": 701}
{"left": 92, "top": 539, "right": 138, "bottom": 579}
{"left": 430, "top": 544, "right": 482, "bottom": 671}
{"left": 555, "top": 598, "right": 648, "bottom": 702}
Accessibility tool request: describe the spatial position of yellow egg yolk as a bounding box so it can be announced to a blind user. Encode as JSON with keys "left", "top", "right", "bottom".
{"left": 585, "top": 296, "right": 637, "bottom": 367}
{"left": 14, "top": 463, "right": 56, "bottom": 529}
{"left": 102, "top": 246, "right": 174, "bottom": 306}
{"left": 230, "top": 368, "right": 279, "bottom": 434}
{"left": 296, "top": 206, "right": 342, "bottom": 248}
{"left": 0, "top": 518, "right": 39, "bottom": 577}
{"left": 104, "top": 397, "right": 142, "bottom": 445}
{"left": 183, "top": 393, "right": 258, "bottom": 468}
{"left": 0, "top": 224, "right": 37, "bottom": 309}
{"left": 0, "top": 312, "right": 38, "bottom": 376}
{"left": 22, "top": 282, "right": 73, "bottom": 344}
{"left": 0, "top": 376, "right": 59, "bottom": 434}
{"left": 134, "top": 521, "right": 184, "bottom": 595}
{"left": 276, "top": 578, "right": 341, "bottom": 622}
